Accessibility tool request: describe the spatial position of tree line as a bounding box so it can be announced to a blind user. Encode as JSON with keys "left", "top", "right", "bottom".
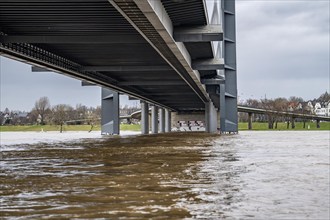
{"left": 1, "top": 96, "right": 141, "bottom": 130}
{"left": 1, "top": 92, "right": 329, "bottom": 129}
{"left": 238, "top": 91, "right": 330, "bottom": 126}
{"left": 1, "top": 97, "right": 102, "bottom": 131}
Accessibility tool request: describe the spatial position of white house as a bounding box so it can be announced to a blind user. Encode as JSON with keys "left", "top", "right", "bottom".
{"left": 314, "top": 102, "right": 330, "bottom": 116}
{"left": 306, "top": 101, "right": 314, "bottom": 114}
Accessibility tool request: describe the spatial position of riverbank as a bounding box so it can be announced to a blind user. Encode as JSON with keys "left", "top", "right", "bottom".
{"left": 238, "top": 122, "right": 330, "bottom": 130}
{"left": 0, "top": 124, "right": 141, "bottom": 132}
{"left": 1, "top": 122, "right": 329, "bottom": 132}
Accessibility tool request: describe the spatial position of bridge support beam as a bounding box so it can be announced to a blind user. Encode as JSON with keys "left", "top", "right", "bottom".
{"left": 141, "top": 101, "right": 149, "bottom": 135}
{"left": 205, "top": 102, "right": 218, "bottom": 133}
{"left": 101, "top": 88, "right": 119, "bottom": 135}
{"left": 165, "top": 109, "right": 171, "bottom": 133}
{"left": 159, "top": 108, "right": 165, "bottom": 133}
{"left": 248, "top": 113, "right": 253, "bottom": 130}
{"left": 316, "top": 120, "right": 320, "bottom": 129}
{"left": 173, "top": 25, "right": 223, "bottom": 42}
{"left": 151, "top": 106, "right": 159, "bottom": 134}
{"left": 217, "top": 0, "right": 238, "bottom": 133}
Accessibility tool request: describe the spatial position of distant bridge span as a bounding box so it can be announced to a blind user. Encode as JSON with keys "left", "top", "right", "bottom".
{"left": 238, "top": 106, "right": 330, "bottom": 122}
{"left": 239, "top": 106, "right": 330, "bottom": 129}
{"left": 64, "top": 106, "right": 329, "bottom": 131}
{"left": 124, "top": 106, "right": 330, "bottom": 130}
{"left": 0, "top": 0, "right": 237, "bottom": 134}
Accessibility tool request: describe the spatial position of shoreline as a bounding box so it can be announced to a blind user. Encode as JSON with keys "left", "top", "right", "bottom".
{"left": 1, "top": 130, "right": 329, "bottom": 147}
{"left": 0, "top": 121, "right": 329, "bottom": 132}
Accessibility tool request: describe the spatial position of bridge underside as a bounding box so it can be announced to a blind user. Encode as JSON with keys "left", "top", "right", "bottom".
{"left": 0, "top": 0, "right": 238, "bottom": 133}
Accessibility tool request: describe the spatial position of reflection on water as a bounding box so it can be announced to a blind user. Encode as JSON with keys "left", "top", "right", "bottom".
{"left": 1, "top": 131, "right": 329, "bottom": 219}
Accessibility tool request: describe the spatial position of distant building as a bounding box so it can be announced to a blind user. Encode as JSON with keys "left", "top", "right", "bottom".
{"left": 314, "top": 102, "right": 330, "bottom": 116}
{"left": 306, "top": 101, "right": 314, "bottom": 114}
{"left": 2, "top": 113, "right": 11, "bottom": 125}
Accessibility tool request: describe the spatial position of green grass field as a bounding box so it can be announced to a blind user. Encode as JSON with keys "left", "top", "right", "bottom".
{"left": 238, "top": 122, "right": 330, "bottom": 131}
{"left": 0, "top": 124, "right": 141, "bottom": 132}
{"left": 0, "top": 122, "right": 329, "bottom": 132}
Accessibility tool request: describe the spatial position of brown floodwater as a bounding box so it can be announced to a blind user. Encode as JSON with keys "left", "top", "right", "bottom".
{"left": 1, "top": 131, "right": 329, "bottom": 219}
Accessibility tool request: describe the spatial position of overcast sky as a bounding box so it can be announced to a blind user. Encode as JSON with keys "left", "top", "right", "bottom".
{"left": 1, "top": 0, "right": 329, "bottom": 111}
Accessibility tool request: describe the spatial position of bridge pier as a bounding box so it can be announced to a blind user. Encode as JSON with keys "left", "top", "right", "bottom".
{"left": 205, "top": 102, "right": 218, "bottom": 133}
{"left": 248, "top": 112, "right": 253, "bottom": 130}
{"left": 316, "top": 119, "right": 320, "bottom": 129}
{"left": 151, "top": 106, "right": 159, "bottom": 134}
{"left": 141, "top": 101, "right": 149, "bottom": 135}
{"left": 291, "top": 117, "right": 295, "bottom": 129}
{"left": 268, "top": 115, "right": 273, "bottom": 129}
{"left": 101, "top": 88, "right": 119, "bottom": 135}
{"left": 165, "top": 109, "right": 171, "bottom": 133}
{"left": 274, "top": 120, "right": 278, "bottom": 129}
{"left": 219, "top": 0, "right": 238, "bottom": 133}
{"left": 159, "top": 108, "right": 165, "bottom": 133}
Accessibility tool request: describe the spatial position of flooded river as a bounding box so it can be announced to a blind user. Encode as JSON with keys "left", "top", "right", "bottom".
{"left": 1, "top": 131, "right": 329, "bottom": 219}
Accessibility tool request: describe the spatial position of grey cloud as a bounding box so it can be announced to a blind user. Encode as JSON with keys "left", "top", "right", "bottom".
{"left": 236, "top": 0, "right": 329, "bottom": 100}
{"left": 237, "top": 0, "right": 329, "bottom": 35}
{"left": 1, "top": 1, "right": 329, "bottom": 110}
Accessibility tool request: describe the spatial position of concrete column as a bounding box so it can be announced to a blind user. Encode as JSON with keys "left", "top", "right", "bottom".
{"left": 159, "top": 108, "right": 165, "bottom": 133}
{"left": 205, "top": 102, "right": 210, "bottom": 133}
{"left": 205, "top": 102, "right": 217, "bottom": 133}
{"left": 141, "top": 101, "right": 149, "bottom": 134}
{"left": 268, "top": 115, "right": 273, "bottom": 129}
{"left": 219, "top": 84, "right": 226, "bottom": 132}
{"left": 291, "top": 117, "right": 295, "bottom": 129}
{"left": 210, "top": 103, "right": 218, "bottom": 133}
{"left": 151, "top": 105, "right": 158, "bottom": 134}
{"left": 303, "top": 119, "right": 306, "bottom": 129}
{"left": 219, "top": 0, "right": 238, "bottom": 133}
{"left": 316, "top": 120, "right": 320, "bottom": 128}
{"left": 148, "top": 114, "right": 152, "bottom": 132}
{"left": 101, "top": 88, "right": 119, "bottom": 135}
{"left": 248, "top": 112, "right": 252, "bottom": 130}
{"left": 165, "top": 109, "right": 171, "bottom": 132}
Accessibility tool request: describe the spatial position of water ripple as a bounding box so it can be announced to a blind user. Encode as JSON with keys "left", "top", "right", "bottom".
{"left": 1, "top": 131, "right": 329, "bottom": 219}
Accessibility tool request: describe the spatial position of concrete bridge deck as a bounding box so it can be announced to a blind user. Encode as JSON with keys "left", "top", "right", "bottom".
{"left": 0, "top": 0, "right": 237, "bottom": 134}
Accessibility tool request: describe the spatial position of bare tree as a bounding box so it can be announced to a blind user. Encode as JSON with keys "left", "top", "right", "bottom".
{"left": 244, "top": 98, "right": 260, "bottom": 108}
{"left": 273, "top": 98, "right": 288, "bottom": 112}
{"left": 272, "top": 97, "right": 288, "bottom": 128}
{"left": 74, "top": 104, "right": 88, "bottom": 123}
{"left": 34, "top": 96, "right": 50, "bottom": 125}
{"left": 52, "top": 104, "right": 72, "bottom": 133}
